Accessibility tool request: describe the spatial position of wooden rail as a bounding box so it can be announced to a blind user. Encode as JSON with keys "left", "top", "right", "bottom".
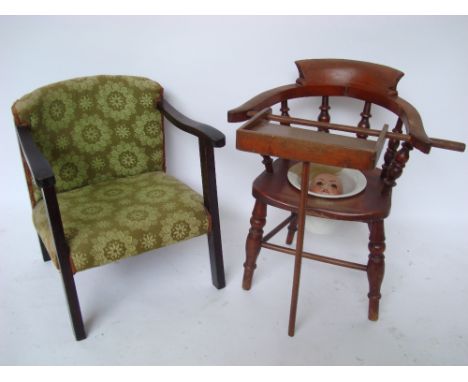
{"left": 246, "top": 111, "right": 466, "bottom": 152}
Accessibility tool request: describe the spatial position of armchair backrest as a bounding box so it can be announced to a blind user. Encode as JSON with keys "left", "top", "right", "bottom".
{"left": 13, "top": 75, "right": 165, "bottom": 201}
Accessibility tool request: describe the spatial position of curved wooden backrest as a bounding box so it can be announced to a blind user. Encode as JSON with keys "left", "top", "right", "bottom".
{"left": 230, "top": 59, "right": 464, "bottom": 199}
{"left": 295, "top": 59, "right": 404, "bottom": 97}
{"left": 228, "top": 59, "right": 432, "bottom": 153}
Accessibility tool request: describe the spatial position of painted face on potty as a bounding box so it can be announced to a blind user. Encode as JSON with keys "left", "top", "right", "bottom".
{"left": 310, "top": 173, "right": 343, "bottom": 196}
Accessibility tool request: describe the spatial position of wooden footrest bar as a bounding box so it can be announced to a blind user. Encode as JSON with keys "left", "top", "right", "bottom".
{"left": 261, "top": 241, "right": 367, "bottom": 271}
{"left": 262, "top": 215, "right": 295, "bottom": 242}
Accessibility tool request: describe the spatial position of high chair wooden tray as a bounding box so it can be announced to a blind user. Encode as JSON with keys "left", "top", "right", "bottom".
{"left": 236, "top": 109, "right": 388, "bottom": 170}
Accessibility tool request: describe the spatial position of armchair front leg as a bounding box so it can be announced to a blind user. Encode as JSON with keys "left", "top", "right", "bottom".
{"left": 16, "top": 126, "right": 86, "bottom": 340}
{"left": 199, "top": 141, "right": 225, "bottom": 289}
{"left": 38, "top": 234, "right": 51, "bottom": 262}
{"left": 158, "top": 99, "right": 226, "bottom": 289}
{"left": 41, "top": 185, "right": 86, "bottom": 340}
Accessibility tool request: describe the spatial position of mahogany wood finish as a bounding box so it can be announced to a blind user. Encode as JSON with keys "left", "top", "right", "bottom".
{"left": 262, "top": 242, "right": 368, "bottom": 271}
{"left": 288, "top": 161, "right": 310, "bottom": 337}
{"left": 381, "top": 119, "right": 403, "bottom": 179}
{"left": 228, "top": 59, "right": 465, "bottom": 336}
{"left": 294, "top": 59, "right": 404, "bottom": 96}
{"left": 228, "top": 57, "right": 467, "bottom": 153}
{"left": 317, "top": 96, "right": 330, "bottom": 132}
{"left": 261, "top": 155, "right": 274, "bottom": 173}
{"left": 280, "top": 100, "right": 291, "bottom": 125}
{"left": 367, "top": 220, "right": 386, "bottom": 321}
{"left": 243, "top": 200, "right": 267, "bottom": 290}
{"left": 254, "top": 159, "right": 391, "bottom": 221}
{"left": 285, "top": 213, "right": 298, "bottom": 245}
{"left": 15, "top": 95, "right": 226, "bottom": 341}
{"left": 382, "top": 142, "right": 413, "bottom": 194}
{"left": 262, "top": 214, "right": 295, "bottom": 243}
{"left": 357, "top": 101, "right": 372, "bottom": 139}
{"left": 237, "top": 116, "right": 388, "bottom": 170}
{"left": 247, "top": 111, "right": 465, "bottom": 152}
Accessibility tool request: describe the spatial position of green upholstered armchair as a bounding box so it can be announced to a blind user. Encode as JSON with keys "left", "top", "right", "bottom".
{"left": 12, "top": 75, "right": 225, "bottom": 341}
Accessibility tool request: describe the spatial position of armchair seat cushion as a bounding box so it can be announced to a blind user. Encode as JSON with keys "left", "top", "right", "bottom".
{"left": 33, "top": 171, "right": 209, "bottom": 272}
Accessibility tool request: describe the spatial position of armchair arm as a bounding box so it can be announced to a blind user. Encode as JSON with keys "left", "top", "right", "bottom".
{"left": 157, "top": 98, "right": 224, "bottom": 218}
{"left": 16, "top": 126, "right": 55, "bottom": 187}
{"left": 157, "top": 98, "right": 225, "bottom": 288}
{"left": 16, "top": 126, "right": 72, "bottom": 270}
{"left": 158, "top": 99, "right": 225, "bottom": 148}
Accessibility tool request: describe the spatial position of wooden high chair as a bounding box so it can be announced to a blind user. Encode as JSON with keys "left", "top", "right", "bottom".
{"left": 228, "top": 59, "right": 465, "bottom": 336}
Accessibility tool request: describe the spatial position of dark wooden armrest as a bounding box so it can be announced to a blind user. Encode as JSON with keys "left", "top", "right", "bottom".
{"left": 394, "top": 97, "right": 432, "bottom": 153}
{"left": 158, "top": 99, "right": 225, "bottom": 148}
{"left": 16, "top": 126, "right": 70, "bottom": 266}
{"left": 16, "top": 126, "right": 55, "bottom": 187}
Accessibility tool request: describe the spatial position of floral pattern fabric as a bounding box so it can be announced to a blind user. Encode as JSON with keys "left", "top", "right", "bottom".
{"left": 33, "top": 172, "right": 209, "bottom": 272}
{"left": 13, "top": 75, "right": 165, "bottom": 201}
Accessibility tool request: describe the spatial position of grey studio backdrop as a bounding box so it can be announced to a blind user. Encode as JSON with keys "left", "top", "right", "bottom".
{"left": 0, "top": 16, "right": 467, "bottom": 365}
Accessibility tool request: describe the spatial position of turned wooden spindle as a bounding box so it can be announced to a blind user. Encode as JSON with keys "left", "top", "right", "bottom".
{"left": 357, "top": 101, "right": 372, "bottom": 139}
{"left": 317, "top": 96, "right": 330, "bottom": 133}
{"left": 243, "top": 200, "right": 267, "bottom": 290}
{"left": 280, "top": 100, "right": 291, "bottom": 126}
{"left": 381, "top": 118, "right": 403, "bottom": 179}
{"left": 383, "top": 142, "right": 413, "bottom": 194}
{"left": 261, "top": 155, "right": 274, "bottom": 173}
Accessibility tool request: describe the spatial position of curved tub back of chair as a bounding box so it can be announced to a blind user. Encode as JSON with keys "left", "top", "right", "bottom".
{"left": 228, "top": 59, "right": 431, "bottom": 153}
{"left": 293, "top": 59, "right": 430, "bottom": 154}
{"left": 12, "top": 75, "right": 165, "bottom": 202}
{"left": 295, "top": 59, "right": 404, "bottom": 97}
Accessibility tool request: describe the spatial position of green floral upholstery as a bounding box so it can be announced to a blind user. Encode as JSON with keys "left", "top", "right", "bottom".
{"left": 33, "top": 172, "right": 209, "bottom": 272}
{"left": 13, "top": 75, "right": 164, "bottom": 202}
{"left": 13, "top": 76, "right": 212, "bottom": 273}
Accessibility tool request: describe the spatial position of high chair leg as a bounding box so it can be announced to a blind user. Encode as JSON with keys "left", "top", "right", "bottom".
{"left": 367, "top": 220, "right": 386, "bottom": 321}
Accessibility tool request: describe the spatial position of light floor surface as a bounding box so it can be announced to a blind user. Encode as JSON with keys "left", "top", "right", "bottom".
{"left": 1, "top": 202, "right": 467, "bottom": 366}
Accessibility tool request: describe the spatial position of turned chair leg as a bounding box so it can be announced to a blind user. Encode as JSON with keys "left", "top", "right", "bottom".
{"left": 38, "top": 235, "right": 51, "bottom": 262}
{"left": 367, "top": 220, "right": 386, "bottom": 321}
{"left": 285, "top": 212, "right": 298, "bottom": 245}
{"left": 59, "top": 260, "right": 86, "bottom": 341}
{"left": 243, "top": 200, "right": 267, "bottom": 290}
